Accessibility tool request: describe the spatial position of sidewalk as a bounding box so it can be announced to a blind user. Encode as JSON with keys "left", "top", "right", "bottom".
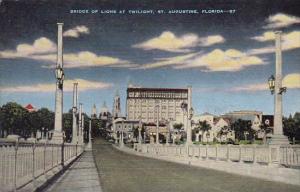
{"left": 43, "top": 151, "right": 102, "bottom": 192}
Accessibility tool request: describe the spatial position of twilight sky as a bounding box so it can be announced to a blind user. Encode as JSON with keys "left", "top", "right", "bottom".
{"left": 0, "top": 0, "right": 299, "bottom": 116}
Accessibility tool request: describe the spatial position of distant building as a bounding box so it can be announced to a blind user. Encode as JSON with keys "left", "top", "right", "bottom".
{"left": 112, "top": 117, "right": 139, "bottom": 142}
{"left": 192, "top": 112, "right": 215, "bottom": 127}
{"left": 262, "top": 115, "right": 274, "bottom": 128}
{"left": 126, "top": 87, "right": 192, "bottom": 129}
{"left": 99, "top": 102, "right": 112, "bottom": 121}
{"left": 24, "top": 104, "right": 36, "bottom": 112}
{"left": 192, "top": 113, "right": 234, "bottom": 142}
{"left": 222, "top": 110, "right": 262, "bottom": 131}
{"left": 91, "top": 104, "right": 97, "bottom": 119}
{"left": 112, "top": 90, "right": 122, "bottom": 119}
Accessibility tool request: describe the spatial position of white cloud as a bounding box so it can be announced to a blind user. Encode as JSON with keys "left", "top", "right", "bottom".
{"left": 132, "top": 31, "right": 225, "bottom": 52}
{"left": 178, "top": 49, "right": 265, "bottom": 72}
{"left": 0, "top": 79, "right": 113, "bottom": 93}
{"left": 264, "top": 13, "right": 300, "bottom": 29}
{"left": 249, "top": 31, "right": 300, "bottom": 55}
{"left": 39, "top": 51, "right": 131, "bottom": 68}
{"left": 136, "top": 53, "right": 199, "bottom": 69}
{"left": 230, "top": 73, "right": 300, "bottom": 92}
{"left": 135, "top": 49, "right": 264, "bottom": 72}
{"left": 199, "top": 35, "right": 225, "bottom": 46}
{"left": 283, "top": 73, "right": 300, "bottom": 89}
{"left": 0, "top": 37, "right": 133, "bottom": 68}
{"left": 0, "top": 37, "right": 56, "bottom": 58}
{"left": 63, "top": 25, "right": 89, "bottom": 38}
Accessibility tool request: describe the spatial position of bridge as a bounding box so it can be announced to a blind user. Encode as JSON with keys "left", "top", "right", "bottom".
{"left": 1, "top": 138, "right": 299, "bottom": 192}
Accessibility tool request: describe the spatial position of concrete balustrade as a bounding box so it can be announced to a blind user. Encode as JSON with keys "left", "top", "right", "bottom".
{"left": 0, "top": 140, "right": 83, "bottom": 192}
{"left": 128, "top": 143, "right": 300, "bottom": 185}
{"left": 134, "top": 143, "right": 300, "bottom": 168}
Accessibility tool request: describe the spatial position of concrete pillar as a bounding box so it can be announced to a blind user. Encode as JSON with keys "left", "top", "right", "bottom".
{"left": 138, "top": 128, "right": 142, "bottom": 144}
{"left": 81, "top": 114, "right": 85, "bottom": 144}
{"left": 86, "top": 119, "right": 92, "bottom": 150}
{"left": 269, "top": 31, "right": 289, "bottom": 145}
{"left": 120, "top": 120, "right": 124, "bottom": 148}
{"left": 186, "top": 86, "right": 192, "bottom": 145}
{"left": 156, "top": 105, "right": 159, "bottom": 144}
{"left": 78, "top": 103, "right": 83, "bottom": 144}
{"left": 52, "top": 23, "right": 64, "bottom": 143}
{"left": 72, "top": 83, "right": 78, "bottom": 144}
{"left": 196, "top": 133, "right": 200, "bottom": 142}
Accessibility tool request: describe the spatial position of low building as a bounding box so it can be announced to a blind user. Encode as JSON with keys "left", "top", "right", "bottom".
{"left": 112, "top": 117, "right": 139, "bottom": 142}
{"left": 222, "top": 110, "right": 262, "bottom": 131}
{"left": 24, "top": 104, "right": 37, "bottom": 112}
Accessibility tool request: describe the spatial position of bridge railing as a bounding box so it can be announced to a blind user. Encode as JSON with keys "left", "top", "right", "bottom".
{"left": 0, "top": 140, "right": 83, "bottom": 192}
{"left": 134, "top": 143, "right": 300, "bottom": 168}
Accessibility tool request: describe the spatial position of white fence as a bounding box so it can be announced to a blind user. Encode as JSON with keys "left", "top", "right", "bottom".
{"left": 0, "top": 140, "right": 83, "bottom": 192}
{"left": 134, "top": 143, "right": 300, "bottom": 168}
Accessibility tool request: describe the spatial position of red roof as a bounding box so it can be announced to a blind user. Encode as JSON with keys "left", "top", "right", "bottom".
{"left": 25, "top": 104, "right": 34, "bottom": 109}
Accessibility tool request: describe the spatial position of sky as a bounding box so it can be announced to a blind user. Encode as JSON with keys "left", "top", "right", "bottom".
{"left": 0, "top": 0, "right": 299, "bottom": 116}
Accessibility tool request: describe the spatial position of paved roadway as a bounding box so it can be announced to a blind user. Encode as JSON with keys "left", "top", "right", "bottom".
{"left": 43, "top": 151, "right": 102, "bottom": 192}
{"left": 93, "top": 138, "right": 300, "bottom": 192}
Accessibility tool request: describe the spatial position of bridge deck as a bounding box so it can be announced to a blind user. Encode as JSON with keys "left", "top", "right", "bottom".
{"left": 43, "top": 151, "right": 102, "bottom": 192}
{"left": 93, "top": 138, "right": 300, "bottom": 192}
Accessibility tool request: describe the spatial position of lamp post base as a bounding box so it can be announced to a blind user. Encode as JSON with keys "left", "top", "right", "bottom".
{"left": 51, "top": 131, "right": 64, "bottom": 144}
{"left": 268, "top": 134, "right": 290, "bottom": 145}
{"left": 85, "top": 143, "right": 92, "bottom": 151}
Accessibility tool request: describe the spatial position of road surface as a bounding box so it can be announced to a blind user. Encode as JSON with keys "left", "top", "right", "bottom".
{"left": 93, "top": 138, "right": 299, "bottom": 192}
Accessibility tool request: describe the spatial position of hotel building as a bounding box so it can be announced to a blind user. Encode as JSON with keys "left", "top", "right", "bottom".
{"left": 126, "top": 87, "right": 192, "bottom": 129}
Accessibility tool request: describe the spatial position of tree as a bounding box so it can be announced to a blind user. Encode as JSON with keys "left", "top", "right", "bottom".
{"left": 232, "top": 119, "right": 256, "bottom": 142}
{"left": 28, "top": 108, "right": 54, "bottom": 138}
{"left": 196, "top": 120, "right": 212, "bottom": 142}
{"left": 173, "top": 123, "right": 183, "bottom": 130}
{"left": 283, "top": 114, "right": 300, "bottom": 143}
{"left": 0, "top": 102, "right": 29, "bottom": 137}
{"left": 63, "top": 110, "right": 73, "bottom": 142}
{"left": 217, "top": 126, "right": 231, "bottom": 143}
{"left": 259, "top": 123, "right": 272, "bottom": 145}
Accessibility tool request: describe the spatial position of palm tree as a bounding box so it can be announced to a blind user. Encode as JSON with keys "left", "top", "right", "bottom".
{"left": 193, "top": 127, "right": 201, "bottom": 142}
{"left": 196, "top": 120, "right": 212, "bottom": 142}
{"left": 217, "top": 126, "right": 230, "bottom": 143}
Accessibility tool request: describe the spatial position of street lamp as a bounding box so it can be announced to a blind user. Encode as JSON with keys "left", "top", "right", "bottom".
{"left": 155, "top": 103, "right": 160, "bottom": 144}
{"left": 150, "top": 132, "right": 153, "bottom": 144}
{"left": 189, "top": 107, "right": 194, "bottom": 120}
{"left": 268, "top": 75, "right": 275, "bottom": 94}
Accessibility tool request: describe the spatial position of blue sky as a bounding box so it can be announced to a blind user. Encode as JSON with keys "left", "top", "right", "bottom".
{"left": 0, "top": 0, "right": 299, "bottom": 116}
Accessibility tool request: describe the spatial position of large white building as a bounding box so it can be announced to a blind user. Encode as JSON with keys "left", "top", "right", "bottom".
{"left": 126, "top": 87, "right": 192, "bottom": 129}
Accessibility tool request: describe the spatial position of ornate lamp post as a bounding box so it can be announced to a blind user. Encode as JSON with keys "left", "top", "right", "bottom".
{"left": 138, "top": 118, "right": 142, "bottom": 144}
{"left": 120, "top": 120, "right": 124, "bottom": 148}
{"left": 86, "top": 119, "right": 92, "bottom": 150}
{"left": 187, "top": 107, "right": 194, "bottom": 145}
{"left": 155, "top": 103, "right": 160, "bottom": 144}
{"left": 72, "top": 83, "right": 78, "bottom": 144}
{"left": 52, "top": 23, "right": 65, "bottom": 143}
{"left": 268, "top": 31, "right": 289, "bottom": 145}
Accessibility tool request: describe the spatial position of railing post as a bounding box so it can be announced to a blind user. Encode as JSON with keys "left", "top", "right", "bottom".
{"left": 205, "top": 145, "right": 208, "bottom": 160}
{"left": 227, "top": 144, "right": 230, "bottom": 162}
{"left": 76, "top": 143, "right": 78, "bottom": 157}
{"left": 61, "top": 142, "right": 64, "bottom": 167}
{"left": 239, "top": 145, "right": 242, "bottom": 163}
{"left": 43, "top": 141, "right": 47, "bottom": 175}
{"left": 32, "top": 142, "right": 36, "bottom": 187}
{"left": 253, "top": 144, "right": 257, "bottom": 164}
{"left": 51, "top": 144, "right": 54, "bottom": 168}
{"left": 14, "top": 140, "right": 19, "bottom": 192}
{"left": 216, "top": 145, "right": 219, "bottom": 161}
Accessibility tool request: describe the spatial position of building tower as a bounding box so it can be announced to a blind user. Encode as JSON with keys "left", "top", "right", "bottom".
{"left": 112, "top": 90, "right": 121, "bottom": 119}
{"left": 91, "top": 104, "right": 97, "bottom": 119}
